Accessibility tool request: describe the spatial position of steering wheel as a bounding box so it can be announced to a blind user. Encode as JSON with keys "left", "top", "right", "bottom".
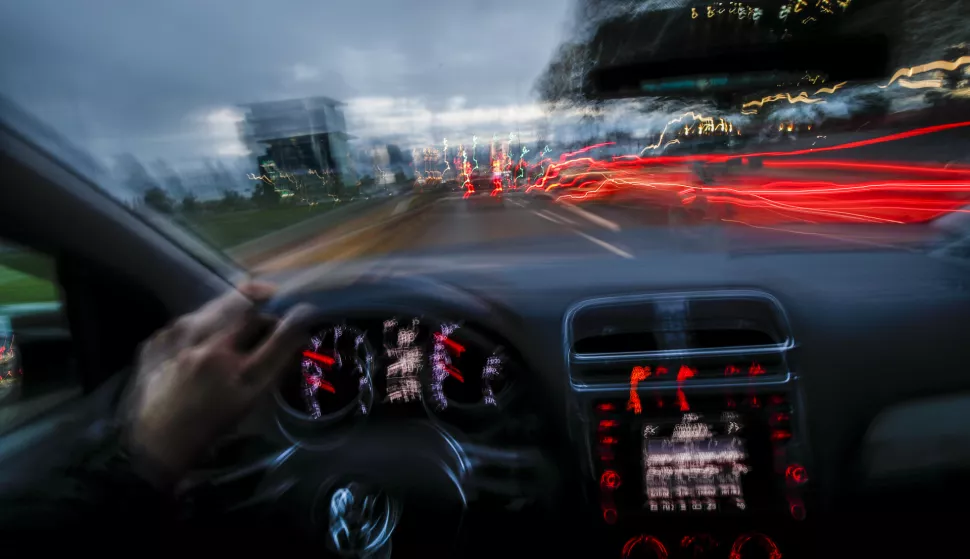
{"left": 179, "top": 273, "right": 559, "bottom": 557}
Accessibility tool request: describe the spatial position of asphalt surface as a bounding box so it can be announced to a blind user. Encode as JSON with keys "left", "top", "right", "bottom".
{"left": 251, "top": 192, "right": 680, "bottom": 274}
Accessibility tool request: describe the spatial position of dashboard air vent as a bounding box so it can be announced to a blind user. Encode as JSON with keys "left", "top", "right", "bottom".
{"left": 566, "top": 291, "right": 792, "bottom": 360}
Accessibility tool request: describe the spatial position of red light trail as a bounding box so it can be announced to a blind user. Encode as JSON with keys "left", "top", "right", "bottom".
{"left": 524, "top": 121, "right": 970, "bottom": 225}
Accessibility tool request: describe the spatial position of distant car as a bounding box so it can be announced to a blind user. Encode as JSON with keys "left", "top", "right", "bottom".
{"left": 464, "top": 170, "right": 504, "bottom": 209}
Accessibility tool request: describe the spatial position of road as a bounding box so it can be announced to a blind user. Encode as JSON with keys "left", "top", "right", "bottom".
{"left": 246, "top": 123, "right": 970, "bottom": 275}
{"left": 250, "top": 193, "right": 683, "bottom": 275}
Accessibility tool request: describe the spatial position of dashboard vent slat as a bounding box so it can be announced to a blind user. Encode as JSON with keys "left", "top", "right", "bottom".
{"left": 565, "top": 291, "right": 793, "bottom": 385}
{"left": 567, "top": 291, "right": 791, "bottom": 358}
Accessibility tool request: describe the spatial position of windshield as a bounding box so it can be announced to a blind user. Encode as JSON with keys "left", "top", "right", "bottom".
{"left": 2, "top": 0, "right": 969, "bottom": 272}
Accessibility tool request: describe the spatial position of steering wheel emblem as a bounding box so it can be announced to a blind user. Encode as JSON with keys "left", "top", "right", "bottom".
{"left": 327, "top": 481, "right": 399, "bottom": 558}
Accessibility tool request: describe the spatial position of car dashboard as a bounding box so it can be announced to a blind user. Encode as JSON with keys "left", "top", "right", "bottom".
{"left": 275, "top": 314, "right": 530, "bottom": 442}
{"left": 259, "top": 245, "right": 970, "bottom": 559}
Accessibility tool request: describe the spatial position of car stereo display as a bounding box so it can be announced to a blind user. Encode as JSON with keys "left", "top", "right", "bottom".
{"left": 642, "top": 412, "right": 750, "bottom": 513}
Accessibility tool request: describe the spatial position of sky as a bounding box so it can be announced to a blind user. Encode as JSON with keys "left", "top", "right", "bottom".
{"left": 1, "top": 0, "right": 963, "bottom": 193}
{"left": 0, "top": 0, "right": 573, "bottom": 174}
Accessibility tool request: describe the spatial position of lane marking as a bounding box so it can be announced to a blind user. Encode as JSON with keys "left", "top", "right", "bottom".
{"left": 559, "top": 201, "right": 621, "bottom": 232}
{"left": 547, "top": 211, "right": 577, "bottom": 225}
{"left": 575, "top": 231, "right": 634, "bottom": 259}
{"left": 532, "top": 210, "right": 568, "bottom": 225}
{"left": 392, "top": 197, "right": 413, "bottom": 215}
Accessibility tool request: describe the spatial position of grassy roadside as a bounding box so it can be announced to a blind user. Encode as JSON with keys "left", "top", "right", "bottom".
{"left": 0, "top": 188, "right": 415, "bottom": 304}
{"left": 178, "top": 203, "right": 341, "bottom": 249}
{"left": 0, "top": 206, "right": 334, "bottom": 305}
{"left": 0, "top": 250, "right": 58, "bottom": 304}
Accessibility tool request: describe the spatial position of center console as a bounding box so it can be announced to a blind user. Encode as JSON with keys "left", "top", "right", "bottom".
{"left": 565, "top": 291, "right": 811, "bottom": 558}
{"left": 589, "top": 387, "right": 810, "bottom": 558}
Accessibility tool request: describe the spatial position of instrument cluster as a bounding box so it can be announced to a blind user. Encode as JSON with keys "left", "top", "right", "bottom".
{"left": 276, "top": 316, "right": 516, "bottom": 430}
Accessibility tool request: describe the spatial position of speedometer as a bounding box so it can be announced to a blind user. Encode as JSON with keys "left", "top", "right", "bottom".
{"left": 279, "top": 325, "right": 374, "bottom": 422}
{"left": 427, "top": 324, "right": 510, "bottom": 410}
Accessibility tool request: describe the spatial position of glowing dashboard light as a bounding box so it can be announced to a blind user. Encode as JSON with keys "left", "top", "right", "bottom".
{"left": 749, "top": 362, "right": 766, "bottom": 376}
{"left": 789, "top": 499, "right": 807, "bottom": 521}
{"left": 603, "top": 508, "right": 618, "bottom": 524}
{"left": 676, "top": 365, "right": 697, "bottom": 382}
{"left": 676, "top": 389, "right": 690, "bottom": 412}
{"left": 771, "top": 430, "right": 792, "bottom": 442}
{"left": 303, "top": 374, "right": 335, "bottom": 394}
{"left": 600, "top": 469, "right": 622, "bottom": 490}
{"left": 435, "top": 333, "right": 465, "bottom": 355}
{"left": 725, "top": 364, "right": 741, "bottom": 376}
{"left": 622, "top": 535, "right": 669, "bottom": 559}
{"left": 302, "top": 350, "right": 335, "bottom": 366}
{"left": 482, "top": 355, "right": 502, "bottom": 406}
{"left": 729, "top": 533, "right": 782, "bottom": 559}
{"left": 444, "top": 364, "right": 465, "bottom": 383}
{"left": 786, "top": 464, "right": 808, "bottom": 484}
{"left": 597, "top": 402, "right": 616, "bottom": 412}
{"left": 599, "top": 419, "right": 618, "bottom": 430}
{"left": 627, "top": 366, "right": 651, "bottom": 414}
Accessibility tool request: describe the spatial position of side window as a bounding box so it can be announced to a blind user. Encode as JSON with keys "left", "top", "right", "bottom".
{"left": 0, "top": 242, "right": 78, "bottom": 434}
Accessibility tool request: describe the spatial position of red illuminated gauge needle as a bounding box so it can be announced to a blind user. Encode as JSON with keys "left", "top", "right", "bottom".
{"left": 302, "top": 350, "right": 335, "bottom": 366}
{"left": 436, "top": 333, "right": 465, "bottom": 356}
{"left": 445, "top": 364, "right": 465, "bottom": 383}
{"left": 304, "top": 374, "right": 335, "bottom": 393}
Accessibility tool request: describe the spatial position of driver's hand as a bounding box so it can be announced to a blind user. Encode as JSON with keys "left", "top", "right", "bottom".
{"left": 124, "top": 282, "right": 312, "bottom": 487}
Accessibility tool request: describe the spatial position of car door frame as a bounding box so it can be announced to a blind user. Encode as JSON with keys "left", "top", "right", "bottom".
{"left": 0, "top": 108, "right": 237, "bottom": 393}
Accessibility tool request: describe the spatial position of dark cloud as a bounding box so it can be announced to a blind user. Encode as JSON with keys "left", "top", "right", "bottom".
{"left": 0, "top": 0, "right": 570, "bottom": 165}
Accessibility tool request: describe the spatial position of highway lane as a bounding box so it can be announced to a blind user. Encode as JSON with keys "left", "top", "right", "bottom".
{"left": 375, "top": 195, "right": 640, "bottom": 257}
{"left": 251, "top": 193, "right": 682, "bottom": 274}
{"left": 251, "top": 142, "right": 970, "bottom": 276}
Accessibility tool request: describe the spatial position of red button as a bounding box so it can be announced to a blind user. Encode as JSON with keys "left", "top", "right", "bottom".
{"left": 786, "top": 464, "right": 808, "bottom": 484}
{"left": 770, "top": 429, "right": 792, "bottom": 442}
{"left": 598, "top": 419, "right": 618, "bottom": 431}
{"left": 790, "top": 501, "right": 807, "bottom": 521}
{"left": 600, "top": 470, "right": 622, "bottom": 490}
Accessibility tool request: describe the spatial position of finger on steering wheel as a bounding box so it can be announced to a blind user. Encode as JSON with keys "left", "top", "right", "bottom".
{"left": 174, "top": 282, "right": 277, "bottom": 348}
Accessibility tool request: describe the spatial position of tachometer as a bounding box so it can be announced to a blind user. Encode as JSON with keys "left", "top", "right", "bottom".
{"left": 428, "top": 324, "right": 510, "bottom": 410}
{"left": 280, "top": 325, "right": 374, "bottom": 421}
